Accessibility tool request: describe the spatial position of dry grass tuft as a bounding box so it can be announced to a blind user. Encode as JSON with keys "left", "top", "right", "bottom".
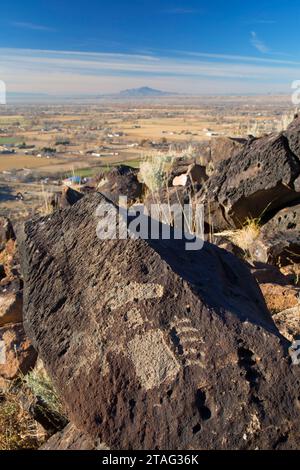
{"left": 0, "top": 365, "right": 66, "bottom": 450}
{"left": 215, "top": 217, "right": 261, "bottom": 254}
{"left": 0, "top": 381, "right": 46, "bottom": 450}
{"left": 38, "top": 183, "right": 53, "bottom": 216}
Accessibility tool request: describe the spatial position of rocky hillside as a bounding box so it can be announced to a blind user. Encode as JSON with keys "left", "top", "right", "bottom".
{"left": 1, "top": 116, "right": 300, "bottom": 449}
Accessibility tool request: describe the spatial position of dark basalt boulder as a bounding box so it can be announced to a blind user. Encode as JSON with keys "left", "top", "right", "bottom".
{"left": 248, "top": 203, "right": 300, "bottom": 266}
{"left": 210, "top": 136, "right": 248, "bottom": 164}
{"left": 198, "top": 125, "right": 300, "bottom": 231}
{"left": 61, "top": 187, "right": 84, "bottom": 208}
{"left": 249, "top": 228, "right": 300, "bottom": 268}
{"left": 29, "top": 397, "right": 68, "bottom": 434}
{"left": 40, "top": 423, "right": 103, "bottom": 450}
{"left": 188, "top": 163, "right": 208, "bottom": 185}
{"left": 250, "top": 261, "right": 294, "bottom": 286}
{"left": 96, "top": 165, "right": 143, "bottom": 206}
{"left": 260, "top": 203, "right": 300, "bottom": 233}
{"left": 0, "top": 290, "right": 23, "bottom": 327}
{"left": 0, "top": 323, "right": 37, "bottom": 380}
{"left": 284, "top": 114, "right": 300, "bottom": 158}
{"left": 50, "top": 187, "right": 84, "bottom": 210}
{"left": 20, "top": 193, "right": 300, "bottom": 450}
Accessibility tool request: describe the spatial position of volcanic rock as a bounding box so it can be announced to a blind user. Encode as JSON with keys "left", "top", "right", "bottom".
{"left": 50, "top": 187, "right": 84, "bottom": 210}
{"left": 96, "top": 165, "right": 143, "bottom": 206}
{"left": 0, "top": 291, "right": 23, "bottom": 327}
{"left": 281, "top": 263, "right": 300, "bottom": 286}
{"left": 40, "top": 423, "right": 107, "bottom": 450}
{"left": 60, "top": 187, "right": 84, "bottom": 208}
{"left": 259, "top": 283, "right": 300, "bottom": 315}
{"left": 251, "top": 262, "right": 294, "bottom": 286}
{"left": 262, "top": 204, "right": 300, "bottom": 232}
{"left": 284, "top": 114, "right": 300, "bottom": 157}
{"left": 20, "top": 193, "right": 300, "bottom": 450}
{"left": 249, "top": 230, "right": 300, "bottom": 266}
{"left": 273, "top": 306, "right": 300, "bottom": 342}
{"left": 0, "top": 323, "right": 37, "bottom": 379}
{"left": 169, "top": 160, "right": 208, "bottom": 188}
{"left": 29, "top": 397, "right": 68, "bottom": 435}
{"left": 187, "top": 163, "right": 208, "bottom": 186}
{"left": 198, "top": 129, "right": 300, "bottom": 231}
{"left": 210, "top": 136, "right": 247, "bottom": 164}
{"left": 213, "top": 237, "right": 244, "bottom": 259}
{"left": 295, "top": 175, "right": 300, "bottom": 192}
{"left": 249, "top": 205, "right": 300, "bottom": 267}
{"left": 0, "top": 217, "right": 16, "bottom": 252}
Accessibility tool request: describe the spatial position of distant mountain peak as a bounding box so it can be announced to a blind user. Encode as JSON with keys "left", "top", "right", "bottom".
{"left": 119, "top": 86, "right": 173, "bottom": 97}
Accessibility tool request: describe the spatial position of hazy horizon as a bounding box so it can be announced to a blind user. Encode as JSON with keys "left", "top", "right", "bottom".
{"left": 1, "top": 1, "right": 300, "bottom": 99}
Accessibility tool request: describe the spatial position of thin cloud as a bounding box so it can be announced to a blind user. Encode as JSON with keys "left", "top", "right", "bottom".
{"left": 0, "top": 47, "right": 298, "bottom": 95}
{"left": 248, "top": 19, "right": 277, "bottom": 25}
{"left": 170, "top": 49, "right": 299, "bottom": 66}
{"left": 251, "top": 31, "right": 269, "bottom": 53}
{"left": 164, "top": 8, "right": 202, "bottom": 14}
{"left": 11, "top": 21, "right": 56, "bottom": 32}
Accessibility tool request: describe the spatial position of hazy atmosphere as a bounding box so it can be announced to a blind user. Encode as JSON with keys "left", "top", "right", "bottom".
{"left": 1, "top": 0, "right": 300, "bottom": 96}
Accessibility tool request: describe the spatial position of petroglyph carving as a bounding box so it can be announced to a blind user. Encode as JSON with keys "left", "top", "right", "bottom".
{"left": 171, "top": 317, "right": 205, "bottom": 368}
{"left": 104, "top": 282, "right": 164, "bottom": 311}
{"left": 128, "top": 330, "right": 180, "bottom": 390}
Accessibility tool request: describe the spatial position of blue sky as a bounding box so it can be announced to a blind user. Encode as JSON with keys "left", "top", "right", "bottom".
{"left": 0, "top": 0, "right": 300, "bottom": 95}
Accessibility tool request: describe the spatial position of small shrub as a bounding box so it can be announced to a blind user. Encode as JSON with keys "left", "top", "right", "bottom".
{"left": 25, "top": 367, "right": 65, "bottom": 417}
{"left": 139, "top": 153, "right": 173, "bottom": 193}
{"left": 139, "top": 147, "right": 197, "bottom": 193}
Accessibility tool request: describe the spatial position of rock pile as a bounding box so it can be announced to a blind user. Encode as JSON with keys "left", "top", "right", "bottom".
{"left": 5, "top": 115, "right": 300, "bottom": 450}
{"left": 0, "top": 216, "right": 37, "bottom": 384}
{"left": 198, "top": 118, "right": 300, "bottom": 232}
